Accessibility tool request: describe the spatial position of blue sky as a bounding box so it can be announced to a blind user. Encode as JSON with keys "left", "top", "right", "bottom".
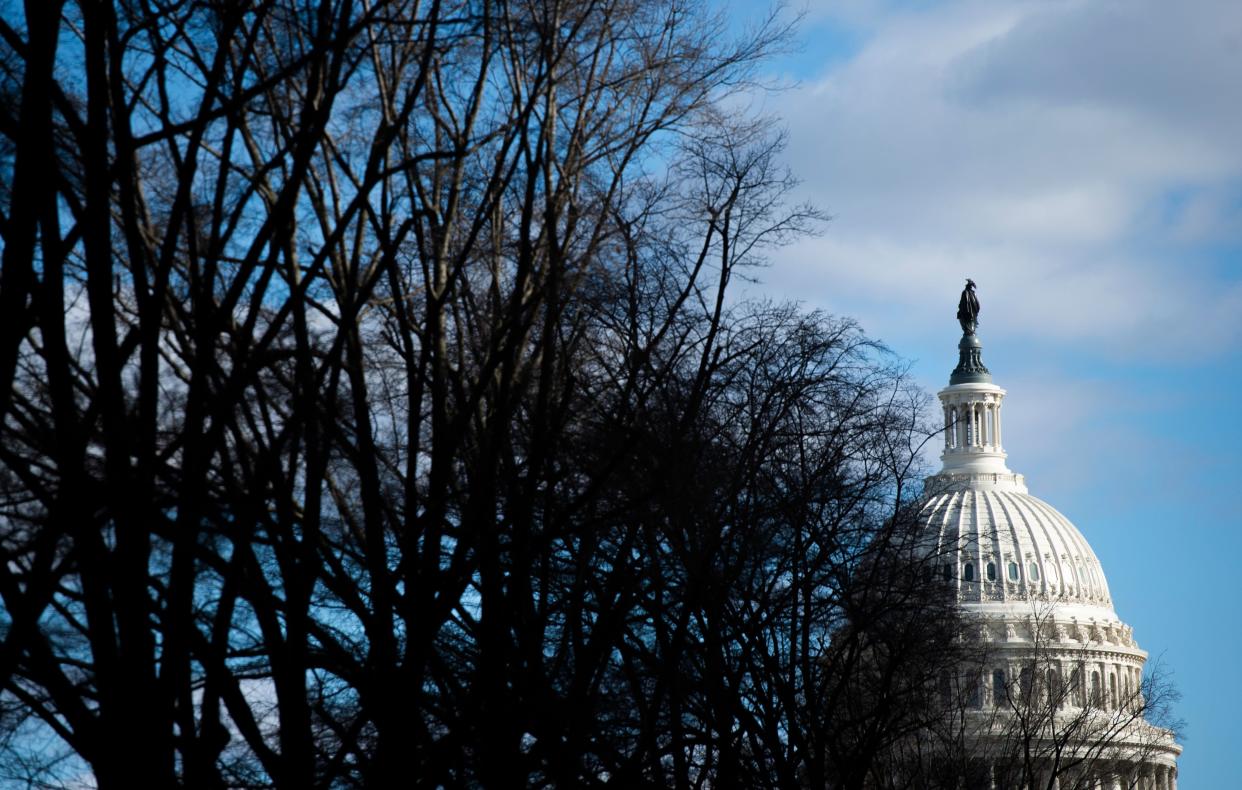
{"left": 735, "top": 0, "right": 1242, "bottom": 784}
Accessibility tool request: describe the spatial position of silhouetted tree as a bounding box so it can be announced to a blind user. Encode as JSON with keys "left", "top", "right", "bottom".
{"left": 0, "top": 1, "right": 975, "bottom": 787}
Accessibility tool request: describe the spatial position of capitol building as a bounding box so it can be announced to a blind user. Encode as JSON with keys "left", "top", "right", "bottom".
{"left": 914, "top": 287, "right": 1181, "bottom": 789}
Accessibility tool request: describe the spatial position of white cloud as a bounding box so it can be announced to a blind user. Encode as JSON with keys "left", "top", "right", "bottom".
{"left": 770, "top": 233, "right": 1242, "bottom": 358}
{"left": 757, "top": 0, "right": 1242, "bottom": 358}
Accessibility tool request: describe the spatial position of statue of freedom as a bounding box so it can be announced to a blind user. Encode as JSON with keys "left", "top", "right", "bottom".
{"left": 957, "top": 279, "right": 979, "bottom": 335}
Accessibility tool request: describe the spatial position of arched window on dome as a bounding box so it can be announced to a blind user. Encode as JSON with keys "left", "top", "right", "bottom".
{"left": 1109, "top": 674, "right": 1118, "bottom": 710}
{"left": 1070, "top": 668, "right": 1083, "bottom": 707}
{"left": 942, "top": 563, "right": 953, "bottom": 582}
{"left": 986, "top": 562, "right": 997, "bottom": 582}
{"left": 1091, "top": 671, "right": 1102, "bottom": 706}
{"left": 963, "top": 563, "right": 975, "bottom": 582}
{"left": 1007, "top": 562, "right": 1019, "bottom": 582}
{"left": 1029, "top": 562, "right": 1040, "bottom": 582}
{"left": 992, "top": 669, "right": 1007, "bottom": 705}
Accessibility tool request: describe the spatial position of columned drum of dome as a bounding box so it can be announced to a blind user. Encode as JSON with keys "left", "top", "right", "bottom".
{"left": 917, "top": 281, "right": 1181, "bottom": 788}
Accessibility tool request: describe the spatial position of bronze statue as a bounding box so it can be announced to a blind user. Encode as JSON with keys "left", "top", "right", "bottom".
{"left": 957, "top": 278, "right": 979, "bottom": 335}
{"left": 950, "top": 278, "right": 990, "bottom": 383}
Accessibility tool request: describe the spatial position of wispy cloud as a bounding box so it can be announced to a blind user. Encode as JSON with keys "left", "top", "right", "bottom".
{"left": 757, "top": 0, "right": 1242, "bottom": 358}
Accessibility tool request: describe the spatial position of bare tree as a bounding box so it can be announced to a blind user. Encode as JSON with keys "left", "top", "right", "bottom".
{"left": 972, "top": 600, "right": 1182, "bottom": 790}
{"left": 0, "top": 1, "right": 993, "bottom": 788}
{"left": 888, "top": 599, "right": 1184, "bottom": 790}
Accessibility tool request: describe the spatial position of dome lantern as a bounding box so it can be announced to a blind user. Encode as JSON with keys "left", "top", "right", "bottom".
{"left": 936, "top": 281, "right": 1017, "bottom": 485}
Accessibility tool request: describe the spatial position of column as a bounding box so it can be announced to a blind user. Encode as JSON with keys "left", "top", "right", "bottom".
{"left": 996, "top": 403, "right": 1002, "bottom": 449}
{"left": 944, "top": 405, "right": 951, "bottom": 449}
{"left": 1101, "top": 665, "right": 1109, "bottom": 708}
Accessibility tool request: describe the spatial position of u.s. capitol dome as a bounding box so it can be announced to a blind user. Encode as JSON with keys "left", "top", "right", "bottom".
{"left": 917, "top": 284, "right": 1180, "bottom": 789}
